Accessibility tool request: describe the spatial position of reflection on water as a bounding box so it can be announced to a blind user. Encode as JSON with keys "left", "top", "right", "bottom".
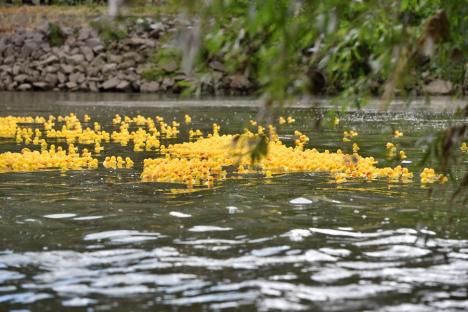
{"left": 0, "top": 92, "right": 467, "bottom": 311}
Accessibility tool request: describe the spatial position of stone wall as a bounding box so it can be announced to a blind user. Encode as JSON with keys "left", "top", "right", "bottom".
{"left": 0, "top": 19, "right": 172, "bottom": 93}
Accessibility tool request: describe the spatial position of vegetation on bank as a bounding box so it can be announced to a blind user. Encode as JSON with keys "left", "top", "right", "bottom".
{"left": 150, "top": 1, "right": 466, "bottom": 103}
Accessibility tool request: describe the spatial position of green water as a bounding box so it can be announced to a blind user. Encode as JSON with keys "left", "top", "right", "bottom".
{"left": 0, "top": 92, "right": 467, "bottom": 311}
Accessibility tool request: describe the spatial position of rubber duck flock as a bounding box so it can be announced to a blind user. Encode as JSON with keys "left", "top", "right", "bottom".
{"left": 1, "top": 113, "right": 462, "bottom": 189}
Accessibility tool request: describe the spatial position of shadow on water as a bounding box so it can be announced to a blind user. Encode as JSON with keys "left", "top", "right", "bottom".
{"left": 0, "top": 92, "right": 467, "bottom": 311}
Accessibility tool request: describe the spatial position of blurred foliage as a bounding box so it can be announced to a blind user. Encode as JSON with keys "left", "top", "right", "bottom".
{"left": 167, "top": 0, "right": 466, "bottom": 105}
{"left": 47, "top": 22, "right": 65, "bottom": 46}
{"left": 90, "top": 18, "right": 128, "bottom": 43}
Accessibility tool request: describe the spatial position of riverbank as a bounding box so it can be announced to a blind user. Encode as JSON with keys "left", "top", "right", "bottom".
{"left": 0, "top": 16, "right": 176, "bottom": 93}
{"left": 0, "top": 7, "right": 465, "bottom": 96}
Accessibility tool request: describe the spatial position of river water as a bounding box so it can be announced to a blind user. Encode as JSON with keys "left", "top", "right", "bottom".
{"left": 0, "top": 92, "right": 467, "bottom": 311}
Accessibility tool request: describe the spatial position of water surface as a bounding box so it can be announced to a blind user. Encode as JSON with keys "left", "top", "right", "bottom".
{"left": 0, "top": 92, "right": 467, "bottom": 311}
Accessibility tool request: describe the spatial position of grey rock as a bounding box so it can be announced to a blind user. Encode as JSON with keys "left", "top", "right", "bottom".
{"left": 128, "top": 37, "right": 155, "bottom": 48}
{"left": 161, "top": 77, "right": 174, "bottom": 89}
{"left": 107, "top": 54, "right": 123, "bottom": 63}
{"left": 13, "top": 33, "right": 25, "bottom": 47}
{"left": 4, "top": 55, "right": 15, "bottom": 64}
{"left": 136, "top": 64, "right": 152, "bottom": 74}
{"left": 45, "top": 74, "right": 58, "bottom": 86}
{"left": 68, "top": 54, "right": 85, "bottom": 64}
{"left": 22, "top": 40, "right": 40, "bottom": 58}
{"left": 140, "top": 81, "right": 159, "bottom": 93}
{"left": 86, "top": 67, "right": 100, "bottom": 77}
{"left": 209, "top": 61, "right": 225, "bottom": 72}
{"left": 58, "top": 72, "right": 67, "bottom": 84}
{"left": 424, "top": 79, "right": 454, "bottom": 95}
{"left": 161, "top": 60, "right": 177, "bottom": 73}
{"left": 33, "top": 82, "right": 48, "bottom": 89}
{"left": 61, "top": 64, "right": 74, "bottom": 74}
{"left": 174, "top": 74, "right": 187, "bottom": 81}
{"left": 88, "top": 81, "right": 98, "bottom": 92}
{"left": 76, "top": 73, "right": 86, "bottom": 84}
{"left": 119, "top": 60, "right": 136, "bottom": 69}
{"left": 12, "top": 65, "right": 20, "bottom": 76}
{"left": 86, "top": 37, "right": 101, "bottom": 48}
{"left": 229, "top": 74, "right": 251, "bottom": 89}
{"left": 0, "top": 39, "right": 7, "bottom": 56}
{"left": 102, "top": 63, "right": 117, "bottom": 73}
{"left": 66, "top": 81, "right": 78, "bottom": 89}
{"left": 45, "top": 66, "right": 57, "bottom": 73}
{"left": 14, "top": 74, "right": 29, "bottom": 83}
{"left": 93, "top": 45, "right": 105, "bottom": 54}
{"left": 116, "top": 80, "right": 130, "bottom": 90}
{"left": 80, "top": 46, "right": 94, "bottom": 62}
{"left": 102, "top": 77, "right": 120, "bottom": 90}
{"left": 43, "top": 55, "right": 59, "bottom": 65}
{"left": 18, "top": 83, "right": 32, "bottom": 91}
{"left": 40, "top": 43, "right": 51, "bottom": 53}
{"left": 123, "top": 51, "right": 144, "bottom": 63}
{"left": 7, "top": 82, "right": 18, "bottom": 91}
{"left": 78, "top": 27, "right": 92, "bottom": 41}
{"left": 91, "top": 56, "right": 106, "bottom": 68}
{"left": 69, "top": 73, "right": 80, "bottom": 83}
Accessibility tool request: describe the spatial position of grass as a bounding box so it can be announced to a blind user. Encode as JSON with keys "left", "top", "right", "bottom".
{"left": 0, "top": 5, "right": 101, "bottom": 32}
{"left": 0, "top": 3, "right": 177, "bottom": 33}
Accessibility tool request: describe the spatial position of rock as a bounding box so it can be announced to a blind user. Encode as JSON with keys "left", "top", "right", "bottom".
{"left": 88, "top": 81, "right": 98, "bottom": 92}
{"left": 102, "top": 77, "right": 120, "bottom": 90}
{"left": 68, "top": 54, "right": 85, "bottom": 64}
{"left": 14, "top": 74, "right": 29, "bottom": 83}
{"left": 128, "top": 37, "right": 147, "bottom": 46}
{"left": 60, "top": 64, "right": 74, "bottom": 74}
{"left": 18, "top": 83, "right": 32, "bottom": 91}
{"left": 229, "top": 74, "right": 251, "bottom": 90}
{"left": 57, "top": 72, "right": 67, "bottom": 84}
{"left": 78, "top": 27, "right": 92, "bottom": 41}
{"left": 45, "top": 74, "right": 58, "bottom": 86}
{"left": 43, "top": 55, "right": 58, "bottom": 65}
{"left": 107, "top": 54, "right": 123, "bottom": 64}
{"left": 116, "top": 80, "right": 130, "bottom": 91}
{"left": 140, "top": 81, "right": 159, "bottom": 92}
{"left": 7, "top": 82, "right": 18, "bottom": 90}
{"left": 0, "top": 38, "right": 7, "bottom": 56}
{"left": 86, "top": 67, "right": 100, "bottom": 77}
{"left": 93, "top": 45, "right": 105, "bottom": 54}
{"left": 119, "top": 60, "right": 136, "bottom": 70}
{"left": 86, "top": 37, "right": 101, "bottom": 48}
{"left": 123, "top": 51, "right": 144, "bottom": 63}
{"left": 91, "top": 55, "right": 106, "bottom": 68}
{"left": 76, "top": 73, "right": 86, "bottom": 84}
{"left": 4, "top": 55, "right": 15, "bottom": 64}
{"left": 40, "top": 43, "right": 51, "bottom": 53}
{"left": 66, "top": 81, "right": 78, "bottom": 89}
{"left": 45, "top": 66, "right": 57, "bottom": 73}
{"left": 12, "top": 65, "right": 20, "bottom": 76}
{"left": 13, "top": 33, "right": 25, "bottom": 46}
{"left": 22, "top": 40, "right": 40, "bottom": 58}
{"left": 69, "top": 72, "right": 80, "bottom": 83}
{"left": 102, "top": 63, "right": 117, "bottom": 73}
{"left": 161, "top": 77, "right": 174, "bottom": 89}
{"left": 161, "top": 60, "right": 177, "bottom": 73}
{"left": 136, "top": 64, "right": 152, "bottom": 75}
{"left": 174, "top": 74, "right": 187, "bottom": 81}
{"left": 424, "top": 79, "right": 454, "bottom": 95}
{"left": 209, "top": 61, "right": 226, "bottom": 72}
{"left": 33, "top": 82, "right": 48, "bottom": 89}
{"left": 80, "top": 46, "right": 94, "bottom": 62}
